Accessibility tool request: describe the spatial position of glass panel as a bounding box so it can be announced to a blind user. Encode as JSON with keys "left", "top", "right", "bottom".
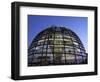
{"left": 65, "top": 48, "right": 74, "bottom": 54}
{"left": 54, "top": 40, "right": 63, "bottom": 44}
{"left": 76, "top": 56, "right": 83, "bottom": 63}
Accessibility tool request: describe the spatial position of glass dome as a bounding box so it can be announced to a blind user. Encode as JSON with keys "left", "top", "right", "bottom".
{"left": 28, "top": 26, "right": 87, "bottom": 66}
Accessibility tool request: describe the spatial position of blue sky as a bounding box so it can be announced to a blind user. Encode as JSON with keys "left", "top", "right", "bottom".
{"left": 28, "top": 15, "right": 88, "bottom": 52}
